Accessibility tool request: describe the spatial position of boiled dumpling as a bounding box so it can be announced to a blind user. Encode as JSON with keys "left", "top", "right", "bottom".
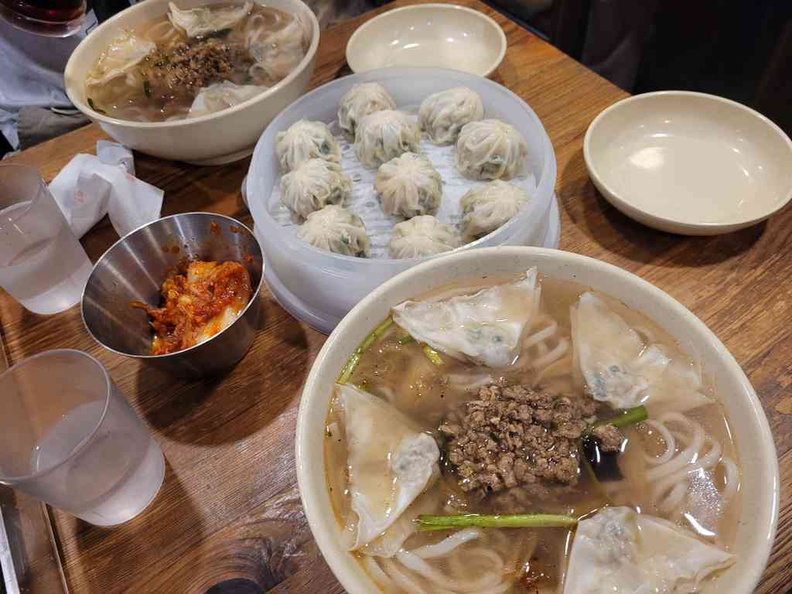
{"left": 187, "top": 82, "right": 264, "bottom": 118}
{"left": 336, "top": 384, "right": 440, "bottom": 549}
{"left": 248, "top": 12, "right": 311, "bottom": 81}
{"left": 296, "top": 205, "right": 369, "bottom": 257}
{"left": 571, "top": 293, "right": 712, "bottom": 411}
{"left": 359, "top": 492, "right": 439, "bottom": 558}
{"left": 338, "top": 82, "right": 396, "bottom": 139}
{"left": 279, "top": 158, "right": 352, "bottom": 219}
{"left": 460, "top": 180, "right": 530, "bottom": 240}
{"left": 456, "top": 119, "right": 527, "bottom": 180}
{"left": 389, "top": 216, "right": 459, "bottom": 259}
{"left": 419, "top": 87, "right": 484, "bottom": 145}
{"left": 168, "top": 1, "right": 252, "bottom": 37}
{"left": 374, "top": 152, "right": 442, "bottom": 218}
{"left": 354, "top": 110, "right": 421, "bottom": 169}
{"left": 392, "top": 268, "right": 540, "bottom": 368}
{"left": 276, "top": 120, "right": 340, "bottom": 172}
{"left": 564, "top": 507, "right": 735, "bottom": 593}
{"left": 85, "top": 31, "right": 156, "bottom": 86}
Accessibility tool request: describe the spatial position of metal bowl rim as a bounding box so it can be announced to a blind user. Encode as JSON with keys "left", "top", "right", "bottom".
{"left": 80, "top": 211, "right": 264, "bottom": 360}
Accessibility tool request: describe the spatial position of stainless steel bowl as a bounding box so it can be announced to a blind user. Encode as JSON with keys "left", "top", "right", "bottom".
{"left": 81, "top": 213, "right": 264, "bottom": 377}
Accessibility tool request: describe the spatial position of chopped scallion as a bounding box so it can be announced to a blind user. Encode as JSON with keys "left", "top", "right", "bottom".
{"left": 337, "top": 317, "right": 393, "bottom": 384}
{"left": 422, "top": 345, "right": 443, "bottom": 366}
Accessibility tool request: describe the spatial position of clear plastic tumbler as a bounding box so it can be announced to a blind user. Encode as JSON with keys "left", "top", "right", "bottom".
{"left": 0, "top": 163, "right": 92, "bottom": 315}
{"left": 0, "top": 350, "right": 165, "bottom": 526}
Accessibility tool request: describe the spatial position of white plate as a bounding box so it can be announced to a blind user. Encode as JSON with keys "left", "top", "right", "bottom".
{"left": 346, "top": 3, "right": 506, "bottom": 77}
{"left": 584, "top": 91, "right": 792, "bottom": 235}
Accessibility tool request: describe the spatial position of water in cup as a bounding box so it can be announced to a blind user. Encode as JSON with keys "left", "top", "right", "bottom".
{"left": 0, "top": 165, "right": 94, "bottom": 315}
{"left": 0, "top": 201, "right": 92, "bottom": 314}
{"left": 0, "top": 350, "right": 165, "bottom": 526}
{"left": 31, "top": 401, "right": 165, "bottom": 526}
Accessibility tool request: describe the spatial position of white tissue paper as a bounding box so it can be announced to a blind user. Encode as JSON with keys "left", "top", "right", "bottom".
{"left": 48, "top": 141, "right": 163, "bottom": 238}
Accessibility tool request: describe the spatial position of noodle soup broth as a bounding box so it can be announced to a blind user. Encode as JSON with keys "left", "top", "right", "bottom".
{"left": 85, "top": 2, "right": 310, "bottom": 122}
{"left": 324, "top": 272, "right": 741, "bottom": 593}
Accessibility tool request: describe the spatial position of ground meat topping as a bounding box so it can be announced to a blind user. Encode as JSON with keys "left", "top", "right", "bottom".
{"left": 143, "top": 38, "right": 253, "bottom": 100}
{"left": 438, "top": 384, "right": 597, "bottom": 498}
{"left": 591, "top": 424, "right": 624, "bottom": 452}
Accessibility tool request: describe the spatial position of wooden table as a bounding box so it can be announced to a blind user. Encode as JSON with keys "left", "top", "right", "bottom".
{"left": 3, "top": 1, "right": 791, "bottom": 592}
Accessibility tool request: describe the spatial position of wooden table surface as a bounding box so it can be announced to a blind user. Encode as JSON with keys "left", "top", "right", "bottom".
{"left": 3, "top": 1, "right": 791, "bottom": 592}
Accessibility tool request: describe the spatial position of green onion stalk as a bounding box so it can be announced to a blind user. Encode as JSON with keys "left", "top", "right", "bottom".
{"left": 416, "top": 513, "right": 578, "bottom": 532}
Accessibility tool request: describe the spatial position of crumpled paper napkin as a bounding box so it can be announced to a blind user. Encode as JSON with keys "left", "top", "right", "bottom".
{"left": 48, "top": 141, "right": 164, "bottom": 238}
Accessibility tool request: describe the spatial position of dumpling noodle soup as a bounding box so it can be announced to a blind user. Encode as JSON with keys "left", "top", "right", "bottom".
{"left": 325, "top": 268, "right": 741, "bottom": 593}
{"left": 85, "top": 1, "right": 311, "bottom": 122}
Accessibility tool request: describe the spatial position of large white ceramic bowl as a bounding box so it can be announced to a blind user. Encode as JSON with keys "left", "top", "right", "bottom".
{"left": 296, "top": 246, "right": 779, "bottom": 594}
{"left": 346, "top": 3, "right": 506, "bottom": 77}
{"left": 64, "top": 0, "right": 320, "bottom": 165}
{"left": 584, "top": 91, "right": 792, "bottom": 235}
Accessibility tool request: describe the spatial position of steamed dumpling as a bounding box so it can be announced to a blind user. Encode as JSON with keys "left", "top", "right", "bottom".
{"left": 460, "top": 180, "right": 530, "bottom": 240}
{"left": 338, "top": 82, "right": 397, "bottom": 139}
{"left": 297, "top": 205, "right": 370, "bottom": 257}
{"left": 571, "top": 293, "right": 712, "bottom": 411}
{"left": 276, "top": 119, "right": 340, "bottom": 172}
{"left": 419, "top": 87, "right": 484, "bottom": 145}
{"left": 279, "top": 158, "right": 352, "bottom": 219}
{"left": 564, "top": 507, "right": 735, "bottom": 594}
{"left": 374, "top": 152, "right": 442, "bottom": 218}
{"left": 354, "top": 110, "right": 421, "bottom": 169}
{"left": 392, "top": 268, "right": 540, "bottom": 368}
{"left": 168, "top": 1, "right": 252, "bottom": 37}
{"left": 389, "top": 215, "right": 459, "bottom": 259}
{"left": 336, "top": 384, "right": 440, "bottom": 550}
{"left": 85, "top": 31, "right": 156, "bottom": 86}
{"left": 187, "top": 82, "right": 264, "bottom": 118}
{"left": 456, "top": 119, "right": 528, "bottom": 180}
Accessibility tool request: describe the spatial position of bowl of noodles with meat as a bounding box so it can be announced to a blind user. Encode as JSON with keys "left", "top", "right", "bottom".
{"left": 296, "top": 246, "right": 778, "bottom": 593}
{"left": 64, "top": 0, "right": 319, "bottom": 164}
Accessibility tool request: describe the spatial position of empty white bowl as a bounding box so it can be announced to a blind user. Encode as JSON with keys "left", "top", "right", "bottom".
{"left": 584, "top": 91, "right": 792, "bottom": 235}
{"left": 296, "top": 246, "right": 778, "bottom": 594}
{"left": 64, "top": 0, "right": 320, "bottom": 165}
{"left": 346, "top": 3, "right": 506, "bottom": 77}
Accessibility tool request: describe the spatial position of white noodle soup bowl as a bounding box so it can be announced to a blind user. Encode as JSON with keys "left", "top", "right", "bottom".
{"left": 64, "top": 0, "right": 320, "bottom": 165}
{"left": 296, "top": 246, "right": 778, "bottom": 594}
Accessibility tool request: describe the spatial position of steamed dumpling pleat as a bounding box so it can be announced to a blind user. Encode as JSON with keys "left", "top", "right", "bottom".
{"left": 85, "top": 31, "right": 156, "bottom": 86}
{"left": 276, "top": 119, "right": 340, "bottom": 172}
{"left": 375, "top": 152, "right": 442, "bottom": 218}
{"left": 187, "top": 81, "right": 265, "bottom": 118}
{"left": 564, "top": 507, "right": 735, "bottom": 593}
{"left": 388, "top": 215, "right": 459, "bottom": 259}
{"left": 354, "top": 110, "right": 421, "bottom": 169}
{"left": 338, "top": 83, "right": 396, "bottom": 139}
{"left": 168, "top": 1, "right": 252, "bottom": 38}
{"left": 297, "top": 205, "right": 370, "bottom": 257}
{"left": 419, "top": 86, "right": 484, "bottom": 146}
{"left": 337, "top": 384, "right": 440, "bottom": 550}
{"left": 392, "top": 268, "right": 540, "bottom": 368}
{"left": 571, "top": 293, "right": 712, "bottom": 411}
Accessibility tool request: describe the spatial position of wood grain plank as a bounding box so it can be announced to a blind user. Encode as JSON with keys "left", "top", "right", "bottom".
{"left": 2, "top": 0, "right": 790, "bottom": 592}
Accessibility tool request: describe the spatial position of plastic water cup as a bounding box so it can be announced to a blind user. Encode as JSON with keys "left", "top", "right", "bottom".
{"left": 0, "top": 163, "right": 93, "bottom": 315}
{"left": 0, "top": 350, "right": 165, "bottom": 526}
